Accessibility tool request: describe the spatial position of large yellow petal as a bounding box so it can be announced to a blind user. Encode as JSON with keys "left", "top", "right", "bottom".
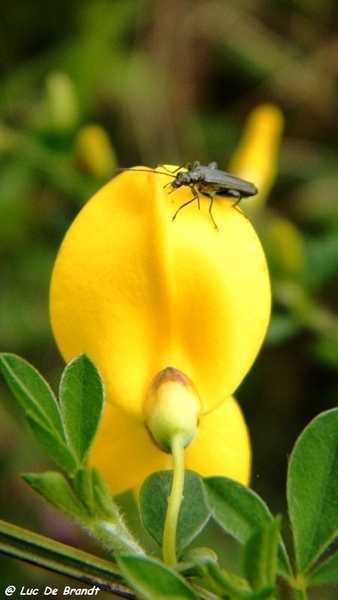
{"left": 185, "top": 396, "right": 250, "bottom": 485}
{"left": 50, "top": 167, "right": 270, "bottom": 418}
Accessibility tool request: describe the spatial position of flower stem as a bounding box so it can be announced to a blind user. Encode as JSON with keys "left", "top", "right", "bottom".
{"left": 289, "top": 574, "right": 308, "bottom": 600}
{"left": 162, "top": 435, "right": 185, "bottom": 567}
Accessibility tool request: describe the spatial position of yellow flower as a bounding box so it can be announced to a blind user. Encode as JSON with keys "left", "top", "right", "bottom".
{"left": 50, "top": 106, "right": 279, "bottom": 495}
{"left": 229, "top": 103, "right": 284, "bottom": 212}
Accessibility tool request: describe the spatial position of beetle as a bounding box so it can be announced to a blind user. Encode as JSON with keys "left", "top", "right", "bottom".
{"left": 117, "top": 161, "right": 258, "bottom": 229}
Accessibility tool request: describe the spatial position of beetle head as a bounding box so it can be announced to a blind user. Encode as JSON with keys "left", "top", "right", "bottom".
{"left": 172, "top": 172, "right": 191, "bottom": 188}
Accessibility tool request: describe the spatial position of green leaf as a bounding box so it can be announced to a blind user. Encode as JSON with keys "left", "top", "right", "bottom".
{"left": 23, "top": 472, "right": 86, "bottom": 522}
{"left": 73, "top": 467, "right": 95, "bottom": 515}
{"left": 180, "top": 546, "right": 218, "bottom": 568}
{"left": 197, "top": 561, "right": 251, "bottom": 599}
{"left": 307, "top": 550, "right": 338, "bottom": 586}
{"left": 59, "top": 354, "right": 104, "bottom": 464}
{"left": 117, "top": 555, "right": 200, "bottom": 600}
{"left": 139, "top": 470, "right": 210, "bottom": 554}
{"left": 203, "top": 477, "right": 291, "bottom": 577}
{"left": 25, "top": 414, "right": 78, "bottom": 474}
{"left": 0, "top": 353, "right": 77, "bottom": 472}
{"left": 287, "top": 408, "right": 338, "bottom": 574}
{"left": 242, "top": 516, "right": 281, "bottom": 592}
{"left": 91, "top": 467, "right": 123, "bottom": 519}
{"left": 23, "top": 471, "right": 144, "bottom": 556}
{"left": 198, "top": 561, "right": 274, "bottom": 600}
{"left": 0, "top": 353, "right": 62, "bottom": 431}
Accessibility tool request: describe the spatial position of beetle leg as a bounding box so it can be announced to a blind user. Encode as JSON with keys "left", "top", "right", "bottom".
{"left": 207, "top": 193, "right": 219, "bottom": 230}
{"left": 227, "top": 190, "right": 245, "bottom": 214}
{"left": 232, "top": 196, "right": 242, "bottom": 208}
{"left": 171, "top": 185, "right": 200, "bottom": 221}
{"left": 231, "top": 192, "right": 247, "bottom": 218}
{"left": 209, "top": 194, "right": 219, "bottom": 231}
{"left": 171, "top": 196, "right": 196, "bottom": 221}
{"left": 230, "top": 192, "right": 248, "bottom": 219}
{"left": 192, "top": 185, "right": 201, "bottom": 210}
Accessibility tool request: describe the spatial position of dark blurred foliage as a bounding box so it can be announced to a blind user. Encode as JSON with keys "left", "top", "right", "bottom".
{"left": 1, "top": 0, "right": 338, "bottom": 596}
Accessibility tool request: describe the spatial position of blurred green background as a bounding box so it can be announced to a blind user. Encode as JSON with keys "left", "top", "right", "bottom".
{"left": 1, "top": 0, "right": 338, "bottom": 596}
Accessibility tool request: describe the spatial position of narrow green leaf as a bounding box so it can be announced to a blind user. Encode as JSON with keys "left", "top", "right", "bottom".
{"left": 287, "top": 408, "right": 338, "bottom": 574}
{"left": 25, "top": 471, "right": 145, "bottom": 557}
{"left": 180, "top": 546, "right": 218, "bottom": 566}
{"left": 0, "top": 353, "right": 63, "bottom": 433}
{"left": 59, "top": 354, "right": 104, "bottom": 463}
{"left": 199, "top": 561, "right": 274, "bottom": 599}
{"left": 73, "top": 467, "right": 95, "bottom": 515}
{"left": 25, "top": 414, "right": 79, "bottom": 473}
{"left": 117, "top": 555, "right": 200, "bottom": 599}
{"left": 139, "top": 470, "right": 210, "bottom": 554}
{"left": 307, "top": 550, "right": 338, "bottom": 586}
{"left": 0, "top": 353, "right": 77, "bottom": 472}
{"left": 23, "top": 472, "right": 86, "bottom": 522}
{"left": 242, "top": 516, "right": 281, "bottom": 592}
{"left": 91, "top": 467, "right": 123, "bottom": 520}
{"left": 203, "top": 477, "right": 291, "bottom": 577}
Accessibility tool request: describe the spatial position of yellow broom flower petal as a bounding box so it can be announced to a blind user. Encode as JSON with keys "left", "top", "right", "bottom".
{"left": 50, "top": 166, "right": 270, "bottom": 419}
{"left": 229, "top": 104, "right": 284, "bottom": 210}
{"left": 185, "top": 396, "right": 250, "bottom": 485}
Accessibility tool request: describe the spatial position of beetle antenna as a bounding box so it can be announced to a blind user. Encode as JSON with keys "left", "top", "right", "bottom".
{"left": 116, "top": 167, "right": 176, "bottom": 179}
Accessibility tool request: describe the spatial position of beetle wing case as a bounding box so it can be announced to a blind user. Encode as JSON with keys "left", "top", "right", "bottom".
{"left": 196, "top": 166, "right": 257, "bottom": 198}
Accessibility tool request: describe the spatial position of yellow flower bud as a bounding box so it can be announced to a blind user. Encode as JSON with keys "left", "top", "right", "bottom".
{"left": 144, "top": 367, "right": 202, "bottom": 452}
{"left": 264, "top": 217, "right": 305, "bottom": 278}
{"left": 41, "top": 71, "right": 79, "bottom": 131}
{"left": 75, "top": 124, "right": 117, "bottom": 179}
{"left": 229, "top": 104, "right": 284, "bottom": 212}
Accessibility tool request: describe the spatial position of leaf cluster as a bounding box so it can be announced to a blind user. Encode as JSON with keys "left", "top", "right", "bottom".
{"left": 0, "top": 354, "right": 337, "bottom": 599}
